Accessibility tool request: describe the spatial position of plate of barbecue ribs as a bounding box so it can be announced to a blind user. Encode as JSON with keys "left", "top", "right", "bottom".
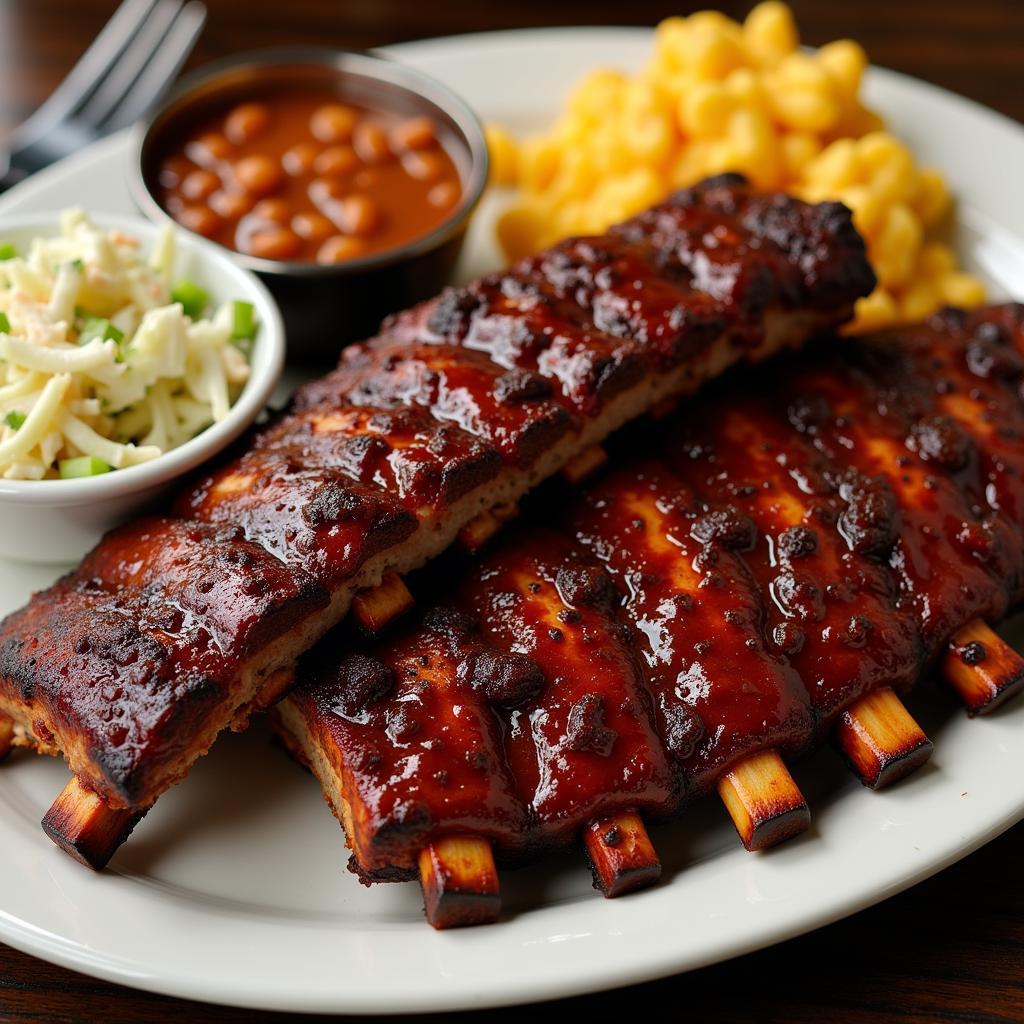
{"left": 0, "top": 25, "right": 1023, "bottom": 1015}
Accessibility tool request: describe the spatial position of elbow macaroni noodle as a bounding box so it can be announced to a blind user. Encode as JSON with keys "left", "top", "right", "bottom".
{"left": 487, "top": 2, "right": 985, "bottom": 331}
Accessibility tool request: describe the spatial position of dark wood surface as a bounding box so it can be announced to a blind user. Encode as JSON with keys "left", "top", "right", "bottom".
{"left": 2, "top": 0, "right": 1024, "bottom": 135}
{"left": 0, "top": 2, "right": 1022, "bottom": 1021}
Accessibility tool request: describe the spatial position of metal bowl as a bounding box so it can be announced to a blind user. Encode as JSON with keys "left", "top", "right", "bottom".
{"left": 128, "top": 47, "right": 489, "bottom": 364}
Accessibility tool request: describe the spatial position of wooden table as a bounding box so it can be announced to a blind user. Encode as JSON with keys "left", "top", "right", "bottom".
{"left": 0, "top": 2, "right": 1021, "bottom": 1021}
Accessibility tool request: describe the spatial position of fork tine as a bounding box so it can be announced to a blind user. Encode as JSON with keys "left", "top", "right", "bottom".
{"left": 76, "top": 0, "right": 185, "bottom": 129}
{"left": 103, "top": 2, "right": 207, "bottom": 133}
{"left": 13, "top": 0, "right": 161, "bottom": 140}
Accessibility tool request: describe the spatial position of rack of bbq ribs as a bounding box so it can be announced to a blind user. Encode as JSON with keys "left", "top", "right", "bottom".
{"left": 1, "top": 174, "right": 1021, "bottom": 929}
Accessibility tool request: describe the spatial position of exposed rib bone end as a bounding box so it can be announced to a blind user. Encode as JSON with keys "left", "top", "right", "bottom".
{"left": 716, "top": 749, "right": 810, "bottom": 851}
{"left": 943, "top": 620, "right": 1024, "bottom": 716}
{"left": 561, "top": 444, "right": 608, "bottom": 486}
{"left": 418, "top": 835, "right": 501, "bottom": 929}
{"left": 351, "top": 573, "right": 414, "bottom": 634}
{"left": 41, "top": 776, "right": 145, "bottom": 870}
{"left": 834, "top": 687, "right": 933, "bottom": 789}
{"left": 0, "top": 716, "right": 13, "bottom": 762}
{"left": 457, "top": 502, "right": 520, "bottom": 554}
{"left": 583, "top": 810, "right": 662, "bottom": 898}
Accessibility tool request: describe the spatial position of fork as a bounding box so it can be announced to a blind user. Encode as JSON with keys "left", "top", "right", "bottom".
{"left": 0, "top": 0, "right": 207, "bottom": 190}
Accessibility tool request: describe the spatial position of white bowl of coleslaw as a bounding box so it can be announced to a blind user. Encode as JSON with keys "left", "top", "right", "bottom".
{"left": 0, "top": 210, "right": 284, "bottom": 563}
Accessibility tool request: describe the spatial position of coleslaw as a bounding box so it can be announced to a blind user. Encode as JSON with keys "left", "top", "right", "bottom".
{"left": 0, "top": 210, "right": 255, "bottom": 480}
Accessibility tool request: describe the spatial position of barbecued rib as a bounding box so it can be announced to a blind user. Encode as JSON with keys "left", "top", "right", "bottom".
{"left": 657, "top": 357, "right": 932, "bottom": 786}
{"left": 0, "top": 520, "right": 326, "bottom": 807}
{"left": 661, "top": 386, "right": 923, "bottom": 724}
{"left": 570, "top": 460, "right": 814, "bottom": 784}
{"left": 457, "top": 530, "right": 675, "bottom": 840}
{"left": 779, "top": 305, "right": 1024, "bottom": 715}
{"left": 276, "top": 304, "right": 1024, "bottom": 923}
{"left": 458, "top": 530, "right": 674, "bottom": 896}
{"left": 0, "top": 175, "right": 874, "bottom": 868}
{"left": 282, "top": 610, "right": 530, "bottom": 880}
{"left": 276, "top": 529, "right": 676, "bottom": 905}
{"left": 774, "top": 334, "right": 1015, "bottom": 654}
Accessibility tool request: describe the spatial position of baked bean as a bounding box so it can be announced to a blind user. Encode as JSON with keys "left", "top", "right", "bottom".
{"left": 186, "top": 132, "right": 232, "bottom": 165}
{"left": 292, "top": 212, "right": 334, "bottom": 243}
{"left": 401, "top": 150, "right": 443, "bottom": 182}
{"left": 252, "top": 198, "right": 291, "bottom": 224}
{"left": 225, "top": 102, "right": 271, "bottom": 144}
{"left": 234, "top": 154, "right": 283, "bottom": 196}
{"left": 308, "top": 177, "right": 346, "bottom": 205}
{"left": 176, "top": 205, "right": 222, "bottom": 238}
{"left": 390, "top": 116, "right": 436, "bottom": 153}
{"left": 310, "top": 104, "right": 358, "bottom": 144}
{"left": 158, "top": 91, "right": 461, "bottom": 263}
{"left": 181, "top": 168, "right": 221, "bottom": 201}
{"left": 247, "top": 227, "right": 302, "bottom": 261}
{"left": 159, "top": 156, "right": 190, "bottom": 190}
{"left": 341, "top": 194, "right": 381, "bottom": 237}
{"left": 428, "top": 182, "right": 460, "bottom": 210}
{"left": 353, "top": 123, "right": 391, "bottom": 164}
{"left": 210, "top": 190, "right": 254, "bottom": 219}
{"left": 282, "top": 142, "right": 319, "bottom": 177}
{"left": 317, "top": 235, "right": 367, "bottom": 263}
{"left": 314, "top": 145, "right": 360, "bottom": 177}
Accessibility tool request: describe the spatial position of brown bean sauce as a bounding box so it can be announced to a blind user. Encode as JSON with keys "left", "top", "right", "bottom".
{"left": 156, "top": 90, "right": 463, "bottom": 264}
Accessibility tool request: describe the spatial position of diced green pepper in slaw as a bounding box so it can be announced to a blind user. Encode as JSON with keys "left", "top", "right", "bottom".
{"left": 58, "top": 455, "right": 112, "bottom": 478}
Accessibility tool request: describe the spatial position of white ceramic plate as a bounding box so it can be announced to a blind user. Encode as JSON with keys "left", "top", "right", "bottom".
{"left": 0, "top": 27, "right": 1022, "bottom": 1015}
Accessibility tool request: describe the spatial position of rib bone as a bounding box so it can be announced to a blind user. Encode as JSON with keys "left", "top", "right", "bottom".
{"left": 42, "top": 777, "right": 145, "bottom": 870}
{"left": 351, "top": 573, "right": 415, "bottom": 634}
{"left": 834, "top": 687, "right": 933, "bottom": 789}
{"left": 717, "top": 750, "right": 811, "bottom": 851}
{"left": 943, "top": 620, "right": 1024, "bottom": 715}
{"left": 583, "top": 811, "right": 662, "bottom": 897}
{"left": 418, "top": 836, "right": 501, "bottom": 929}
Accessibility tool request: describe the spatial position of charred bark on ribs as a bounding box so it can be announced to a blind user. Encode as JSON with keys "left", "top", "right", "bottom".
{"left": 279, "top": 304, "right": 1024, "bottom": 914}
{"left": 0, "top": 175, "right": 873, "bottom": 870}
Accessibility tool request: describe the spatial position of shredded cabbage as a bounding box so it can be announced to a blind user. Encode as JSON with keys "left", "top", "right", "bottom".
{"left": 0, "top": 211, "right": 254, "bottom": 479}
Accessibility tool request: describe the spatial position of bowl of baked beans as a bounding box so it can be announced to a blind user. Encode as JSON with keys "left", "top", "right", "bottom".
{"left": 129, "top": 48, "right": 488, "bottom": 361}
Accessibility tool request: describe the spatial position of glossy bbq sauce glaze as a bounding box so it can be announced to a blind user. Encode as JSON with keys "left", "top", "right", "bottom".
{"left": 0, "top": 177, "right": 882, "bottom": 855}
{"left": 156, "top": 89, "right": 462, "bottom": 263}
{"left": 661, "top": 396, "right": 921, "bottom": 727}
{"left": 299, "top": 613, "right": 530, "bottom": 878}
{"left": 773, "top": 337, "right": 1015, "bottom": 656}
{"left": 568, "top": 459, "right": 813, "bottom": 796}
{"left": 277, "top": 306, "right": 1024, "bottom": 882}
{"left": 458, "top": 529, "right": 676, "bottom": 840}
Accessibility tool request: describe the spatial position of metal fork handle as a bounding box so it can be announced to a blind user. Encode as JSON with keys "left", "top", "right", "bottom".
{"left": 9, "top": 0, "right": 163, "bottom": 150}
{"left": 103, "top": 0, "right": 207, "bottom": 135}
{"left": 0, "top": 0, "right": 206, "bottom": 190}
